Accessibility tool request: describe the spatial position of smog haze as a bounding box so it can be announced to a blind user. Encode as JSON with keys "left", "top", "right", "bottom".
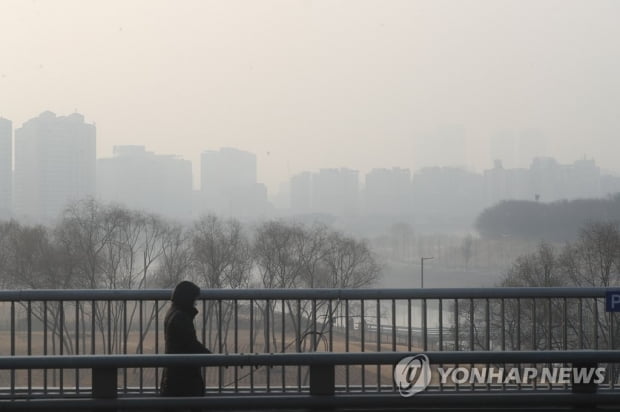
{"left": 1, "top": 0, "right": 619, "bottom": 192}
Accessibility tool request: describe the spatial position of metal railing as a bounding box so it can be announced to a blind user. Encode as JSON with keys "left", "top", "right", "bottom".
{"left": 0, "top": 287, "right": 618, "bottom": 397}
{"left": 1, "top": 351, "right": 620, "bottom": 409}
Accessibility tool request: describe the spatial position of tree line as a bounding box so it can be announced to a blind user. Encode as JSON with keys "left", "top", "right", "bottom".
{"left": 0, "top": 198, "right": 381, "bottom": 290}
{"left": 475, "top": 195, "right": 620, "bottom": 242}
{"left": 456, "top": 220, "right": 620, "bottom": 353}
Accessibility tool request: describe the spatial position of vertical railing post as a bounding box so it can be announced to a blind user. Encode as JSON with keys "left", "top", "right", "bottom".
{"left": 571, "top": 361, "right": 598, "bottom": 394}
{"left": 572, "top": 361, "right": 598, "bottom": 410}
{"left": 310, "top": 364, "right": 335, "bottom": 396}
{"left": 92, "top": 367, "right": 118, "bottom": 399}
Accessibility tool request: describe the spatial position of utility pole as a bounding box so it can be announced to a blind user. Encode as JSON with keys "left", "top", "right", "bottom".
{"left": 420, "top": 256, "right": 434, "bottom": 288}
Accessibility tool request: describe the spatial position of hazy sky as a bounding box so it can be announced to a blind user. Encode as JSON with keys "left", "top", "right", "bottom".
{"left": 1, "top": 0, "right": 619, "bottom": 192}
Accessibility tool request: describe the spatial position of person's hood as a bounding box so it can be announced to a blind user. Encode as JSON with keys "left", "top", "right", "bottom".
{"left": 171, "top": 280, "right": 201, "bottom": 312}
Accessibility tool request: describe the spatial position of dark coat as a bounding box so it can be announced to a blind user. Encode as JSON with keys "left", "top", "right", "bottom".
{"left": 160, "top": 281, "right": 211, "bottom": 397}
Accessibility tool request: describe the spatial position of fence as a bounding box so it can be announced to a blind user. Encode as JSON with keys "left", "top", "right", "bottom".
{"left": 0, "top": 287, "right": 618, "bottom": 397}
{"left": 2, "top": 351, "right": 620, "bottom": 409}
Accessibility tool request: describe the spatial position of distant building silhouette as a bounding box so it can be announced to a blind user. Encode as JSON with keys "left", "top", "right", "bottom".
{"left": 483, "top": 160, "right": 529, "bottom": 205}
{"left": 289, "top": 168, "right": 359, "bottom": 216}
{"left": 290, "top": 171, "right": 312, "bottom": 214}
{"left": 528, "top": 157, "right": 599, "bottom": 202}
{"left": 98, "top": 145, "right": 192, "bottom": 219}
{"left": 200, "top": 148, "right": 269, "bottom": 217}
{"left": 601, "top": 174, "right": 620, "bottom": 198}
{"left": 412, "top": 167, "right": 484, "bottom": 218}
{"left": 484, "top": 157, "right": 601, "bottom": 204}
{"left": 14, "top": 112, "right": 96, "bottom": 222}
{"left": 489, "top": 129, "right": 549, "bottom": 170}
{"left": 312, "top": 168, "right": 359, "bottom": 216}
{"left": 563, "top": 158, "right": 600, "bottom": 199}
{"left": 363, "top": 168, "right": 412, "bottom": 216}
{"left": 0, "top": 117, "right": 11, "bottom": 218}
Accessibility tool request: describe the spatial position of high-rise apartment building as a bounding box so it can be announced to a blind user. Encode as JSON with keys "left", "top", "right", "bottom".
{"left": 290, "top": 172, "right": 312, "bottom": 214}
{"left": 200, "top": 147, "right": 269, "bottom": 217}
{"left": 289, "top": 168, "right": 360, "bottom": 216}
{"left": 97, "top": 145, "right": 192, "bottom": 219}
{"left": 14, "top": 112, "right": 96, "bottom": 222}
{"left": 0, "top": 117, "right": 11, "bottom": 218}
{"left": 364, "top": 168, "right": 412, "bottom": 216}
{"left": 312, "top": 168, "right": 359, "bottom": 216}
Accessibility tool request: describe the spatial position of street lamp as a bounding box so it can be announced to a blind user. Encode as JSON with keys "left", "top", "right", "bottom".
{"left": 420, "top": 256, "right": 434, "bottom": 288}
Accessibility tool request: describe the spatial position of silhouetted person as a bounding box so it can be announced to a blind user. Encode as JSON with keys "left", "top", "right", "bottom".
{"left": 160, "top": 281, "right": 211, "bottom": 408}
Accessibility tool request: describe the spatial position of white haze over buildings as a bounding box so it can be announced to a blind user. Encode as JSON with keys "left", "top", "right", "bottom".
{"left": 1, "top": 0, "right": 620, "bottom": 195}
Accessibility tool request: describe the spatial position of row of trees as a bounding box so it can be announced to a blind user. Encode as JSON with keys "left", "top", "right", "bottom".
{"left": 0, "top": 198, "right": 381, "bottom": 373}
{"left": 475, "top": 195, "right": 620, "bottom": 241}
{"left": 501, "top": 221, "right": 620, "bottom": 288}
{"left": 0, "top": 198, "right": 381, "bottom": 290}
{"left": 457, "top": 221, "right": 620, "bottom": 352}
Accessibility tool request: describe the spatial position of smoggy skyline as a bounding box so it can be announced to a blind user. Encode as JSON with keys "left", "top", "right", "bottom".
{"left": 1, "top": 0, "right": 619, "bottom": 192}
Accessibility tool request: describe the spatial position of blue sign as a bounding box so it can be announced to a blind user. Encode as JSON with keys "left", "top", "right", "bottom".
{"left": 606, "top": 291, "right": 620, "bottom": 312}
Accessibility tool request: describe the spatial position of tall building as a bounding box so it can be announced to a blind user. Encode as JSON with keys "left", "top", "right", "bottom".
{"left": 312, "top": 168, "right": 359, "bottom": 216}
{"left": 0, "top": 117, "right": 11, "bottom": 219}
{"left": 363, "top": 168, "right": 412, "bottom": 216}
{"left": 289, "top": 168, "right": 360, "bottom": 216}
{"left": 97, "top": 146, "right": 192, "bottom": 219}
{"left": 483, "top": 160, "right": 529, "bottom": 205}
{"left": 201, "top": 147, "right": 257, "bottom": 193}
{"left": 528, "top": 157, "right": 600, "bottom": 202}
{"left": 290, "top": 172, "right": 312, "bottom": 214}
{"left": 483, "top": 157, "right": 602, "bottom": 204}
{"left": 566, "top": 158, "right": 600, "bottom": 199}
{"left": 200, "top": 147, "right": 269, "bottom": 217}
{"left": 14, "top": 112, "right": 96, "bottom": 222}
{"left": 412, "top": 167, "right": 485, "bottom": 217}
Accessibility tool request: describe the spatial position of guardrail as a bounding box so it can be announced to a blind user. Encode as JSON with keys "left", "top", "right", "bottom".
{"left": 0, "top": 287, "right": 618, "bottom": 398}
{"left": 1, "top": 351, "right": 620, "bottom": 410}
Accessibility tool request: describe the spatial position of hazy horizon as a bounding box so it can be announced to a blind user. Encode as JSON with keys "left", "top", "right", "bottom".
{"left": 2, "top": 0, "right": 619, "bottom": 192}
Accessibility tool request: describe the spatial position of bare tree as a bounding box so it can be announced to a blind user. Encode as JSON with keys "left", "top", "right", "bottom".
{"left": 192, "top": 215, "right": 253, "bottom": 351}
{"left": 193, "top": 215, "right": 252, "bottom": 289}
{"left": 153, "top": 223, "right": 194, "bottom": 288}
{"left": 501, "top": 242, "right": 565, "bottom": 287}
{"left": 55, "top": 198, "right": 123, "bottom": 288}
{"left": 322, "top": 231, "right": 381, "bottom": 289}
{"left": 493, "top": 222, "right": 620, "bottom": 351}
{"left": 253, "top": 220, "right": 382, "bottom": 353}
{"left": 560, "top": 221, "right": 620, "bottom": 287}
{"left": 253, "top": 220, "right": 305, "bottom": 289}
{"left": 137, "top": 214, "right": 167, "bottom": 288}
{"left": 558, "top": 221, "right": 620, "bottom": 349}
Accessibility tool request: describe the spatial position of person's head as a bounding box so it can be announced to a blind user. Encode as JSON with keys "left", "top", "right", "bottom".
{"left": 171, "top": 280, "right": 201, "bottom": 310}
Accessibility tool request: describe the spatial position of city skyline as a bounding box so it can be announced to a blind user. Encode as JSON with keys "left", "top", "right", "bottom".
{"left": 3, "top": 110, "right": 620, "bottom": 192}
{"left": 2, "top": 1, "right": 620, "bottom": 194}
{"left": 2, "top": 111, "right": 619, "bottom": 224}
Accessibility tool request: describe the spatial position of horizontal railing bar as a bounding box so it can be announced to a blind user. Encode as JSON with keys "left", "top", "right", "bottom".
{"left": 1, "top": 351, "right": 620, "bottom": 369}
{"left": 0, "top": 287, "right": 610, "bottom": 301}
{"left": 2, "top": 392, "right": 620, "bottom": 409}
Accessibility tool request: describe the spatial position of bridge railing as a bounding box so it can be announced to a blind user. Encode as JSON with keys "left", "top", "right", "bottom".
{"left": 0, "top": 288, "right": 617, "bottom": 395}
{"left": 1, "top": 351, "right": 620, "bottom": 410}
